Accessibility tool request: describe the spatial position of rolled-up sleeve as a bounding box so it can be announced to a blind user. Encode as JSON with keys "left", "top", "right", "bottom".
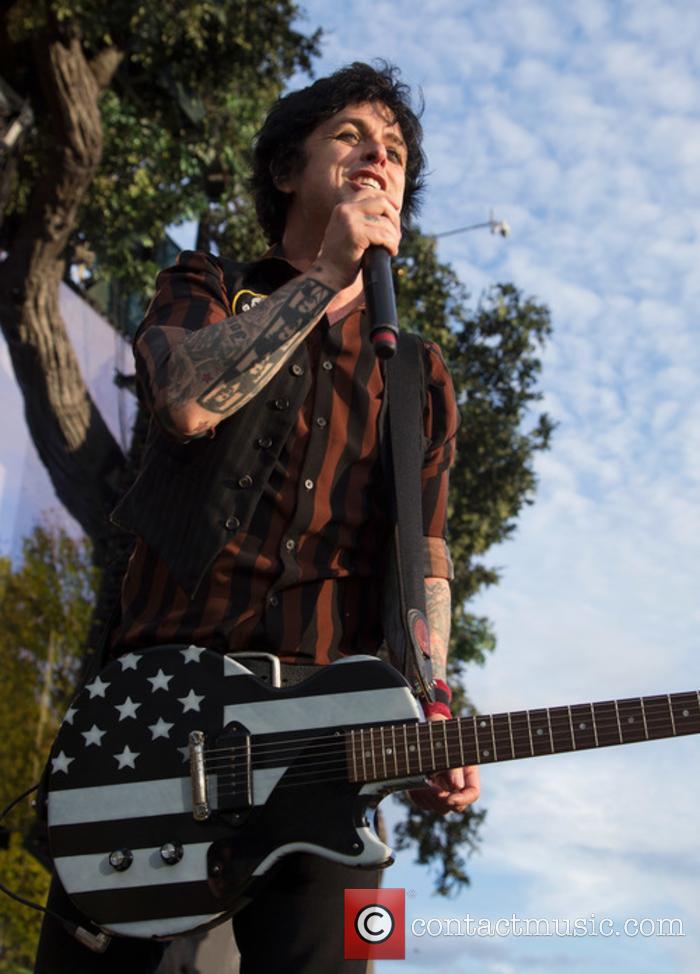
{"left": 421, "top": 340, "right": 459, "bottom": 580}
{"left": 133, "top": 250, "right": 231, "bottom": 416}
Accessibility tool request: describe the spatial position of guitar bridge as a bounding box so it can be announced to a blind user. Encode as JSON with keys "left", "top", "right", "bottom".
{"left": 189, "top": 730, "right": 210, "bottom": 821}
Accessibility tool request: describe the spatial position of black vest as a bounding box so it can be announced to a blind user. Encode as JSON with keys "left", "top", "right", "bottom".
{"left": 111, "top": 257, "right": 427, "bottom": 610}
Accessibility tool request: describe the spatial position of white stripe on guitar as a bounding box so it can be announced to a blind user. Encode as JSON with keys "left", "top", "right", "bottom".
{"left": 54, "top": 842, "right": 211, "bottom": 892}
{"left": 48, "top": 775, "right": 217, "bottom": 826}
{"left": 223, "top": 685, "right": 418, "bottom": 735}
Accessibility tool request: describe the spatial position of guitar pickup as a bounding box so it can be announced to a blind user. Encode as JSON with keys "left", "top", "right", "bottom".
{"left": 214, "top": 723, "right": 253, "bottom": 813}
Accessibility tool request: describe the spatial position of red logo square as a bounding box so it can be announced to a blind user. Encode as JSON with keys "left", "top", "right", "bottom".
{"left": 344, "top": 888, "right": 405, "bottom": 960}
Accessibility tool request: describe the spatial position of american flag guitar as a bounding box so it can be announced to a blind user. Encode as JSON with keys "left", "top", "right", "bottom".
{"left": 45, "top": 645, "right": 700, "bottom": 941}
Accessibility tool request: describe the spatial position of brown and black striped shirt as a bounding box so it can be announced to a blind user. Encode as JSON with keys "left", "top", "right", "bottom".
{"left": 112, "top": 250, "right": 457, "bottom": 664}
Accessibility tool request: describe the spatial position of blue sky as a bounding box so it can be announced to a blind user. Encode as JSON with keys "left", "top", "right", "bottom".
{"left": 284, "top": 1, "right": 700, "bottom": 972}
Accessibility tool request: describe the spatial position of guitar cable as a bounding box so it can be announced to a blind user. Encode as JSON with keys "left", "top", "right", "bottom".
{"left": 0, "top": 783, "right": 112, "bottom": 953}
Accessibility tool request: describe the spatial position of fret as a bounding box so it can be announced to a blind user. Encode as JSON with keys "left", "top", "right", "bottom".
{"left": 472, "top": 715, "right": 481, "bottom": 764}
{"left": 639, "top": 698, "right": 649, "bottom": 740}
{"left": 570, "top": 703, "right": 596, "bottom": 750}
{"left": 613, "top": 700, "right": 623, "bottom": 742}
{"left": 507, "top": 712, "right": 515, "bottom": 758}
{"left": 592, "top": 701, "right": 622, "bottom": 747}
{"left": 456, "top": 717, "right": 466, "bottom": 766}
{"left": 492, "top": 713, "right": 514, "bottom": 761}
{"left": 641, "top": 694, "right": 674, "bottom": 740}
{"left": 617, "top": 697, "right": 647, "bottom": 744}
{"left": 402, "top": 723, "right": 412, "bottom": 776}
{"left": 546, "top": 709, "right": 555, "bottom": 752}
{"left": 379, "top": 726, "right": 388, "bottom": 778}
{"left": 669, "top": 692, "right": 700, "bottom": 737}
{"left": 359, "top": 728, "right": 367, "bottom": 780}
{"left": 369, "top": 727, "right": 378, "bottom": 780}
{"left": 508, "top": 710, "right": 533, "bottom": 759}
{"left": 549, "top": 706, "right": 574, "bottom": 754}
{"left": 415, "top": 722, "right": 423, "bottom": 774}
{"left": 350, "top": 729, "right": 358, "bottom": 782}
{"left": 528, "top": 709, "right": 552, "bottom": 756}
{"left": 567, "top": 706, "right": 576, "bottom": 751}
{"left": 428, "top": 721, "right": 437, "bottom": 770}
{"left": 440, "top": 719, "right": 451, "bottom": 771}
{"left": 668, "top": 694, "right": 677, "bottom": 735}
{"left": 391, "top": 725, "right": 399, "bottom": 777}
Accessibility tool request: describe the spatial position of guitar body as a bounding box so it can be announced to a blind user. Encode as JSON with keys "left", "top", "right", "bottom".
{"left": 46, "top": 647, "right": 422, "bottom": 940}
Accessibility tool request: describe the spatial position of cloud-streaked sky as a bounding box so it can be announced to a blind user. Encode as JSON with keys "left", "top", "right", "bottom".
{"left": 289, "top": 1, "right": 700, "bottom": 971}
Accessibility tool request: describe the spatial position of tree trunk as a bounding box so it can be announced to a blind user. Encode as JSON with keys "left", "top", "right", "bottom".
{"left": 0, "top": 29, "right": 125, "bottom": 552}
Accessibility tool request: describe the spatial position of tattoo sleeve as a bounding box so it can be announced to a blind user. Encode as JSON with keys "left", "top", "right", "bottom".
{"left": 425, "top": 576, "right": 451, "bottom": 682}
{"left": 157, "top": 274, "right": 335, "bottom": 435}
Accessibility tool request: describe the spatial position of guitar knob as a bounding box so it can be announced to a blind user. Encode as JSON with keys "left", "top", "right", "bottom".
{"left": 108, "top": 848, "right": 133, "bottom": 872}
{"left": 160, "top": 842, "right": 184, "bottom": 865}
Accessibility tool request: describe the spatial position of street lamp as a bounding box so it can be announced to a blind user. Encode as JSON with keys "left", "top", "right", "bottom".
{"left": 432, "top": 210, "right": 511, "bottom": 239}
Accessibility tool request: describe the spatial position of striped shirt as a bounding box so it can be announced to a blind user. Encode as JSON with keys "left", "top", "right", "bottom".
{"left": 111, "top": 250, "right": 457, "bottom": 664}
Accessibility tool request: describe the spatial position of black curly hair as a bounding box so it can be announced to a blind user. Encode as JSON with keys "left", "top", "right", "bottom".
{"left": 250, "top": 61, "right": 426, "bottom": 244}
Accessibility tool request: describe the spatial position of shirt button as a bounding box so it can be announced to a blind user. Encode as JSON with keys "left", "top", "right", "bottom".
{"left": 315, "top": 417, "right": 327, "bottom": 429}
{"left": 322, "top": 360, "right": 334, "bottom": 371}
{"left": 272, "top": 397, "right": 290, "bottom": 410}
{"left": 224, "top": 515, "right": 240, "bottom": 532}
{"left": 290, "top": 363, "right": 304, "bottom": 376}
{"left": 284, "top": 538, "right": 296, "bottom": 552}
{"left": 268, "top": 595, "right": 278, "bottom": 607}
{"left": 304, "top": 479, "right": 314, "bottom": 490}
{"left": 256, "top": 436, "right": 273, "bottom": 449}
{"left": 238, "top": 475, "right": 253, "bottom": 489}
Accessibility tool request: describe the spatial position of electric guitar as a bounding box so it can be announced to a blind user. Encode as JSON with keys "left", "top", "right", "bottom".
{"left": 45, "top": 645, "right": 700, "bottom": 941}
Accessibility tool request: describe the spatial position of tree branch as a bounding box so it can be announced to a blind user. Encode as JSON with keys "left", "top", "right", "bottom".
{"left": 0, "top": 30, "right": 124, "bottom": 549}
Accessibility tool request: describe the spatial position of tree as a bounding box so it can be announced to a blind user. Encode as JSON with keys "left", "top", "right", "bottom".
{"left": 0, "top": 523, "right": 98, "bottom": 971}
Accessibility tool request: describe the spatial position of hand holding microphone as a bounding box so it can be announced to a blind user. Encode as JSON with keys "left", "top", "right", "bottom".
{"left": 363, "top": 246, "right": 399, "bottom": 359}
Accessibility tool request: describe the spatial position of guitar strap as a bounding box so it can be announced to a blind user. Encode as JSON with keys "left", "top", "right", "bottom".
{"left": 380, "top": 334, "right": 436, "bottom": 703}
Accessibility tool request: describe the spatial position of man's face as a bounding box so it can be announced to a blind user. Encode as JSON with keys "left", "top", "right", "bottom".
{"left": 280, "top": 101, "right": 407, "bottom": 226}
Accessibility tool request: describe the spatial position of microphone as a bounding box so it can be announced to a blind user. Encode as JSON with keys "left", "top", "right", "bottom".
{"left": 362, "top": 246, "right": 398, "bottom": 359}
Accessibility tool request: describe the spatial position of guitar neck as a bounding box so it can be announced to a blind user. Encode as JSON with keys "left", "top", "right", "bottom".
{"left": 346, "top": 689, "right": 700, "bottom": 785}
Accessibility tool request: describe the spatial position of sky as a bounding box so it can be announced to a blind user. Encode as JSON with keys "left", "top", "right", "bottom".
{"left": 283, "top": 1, "right": 700, "bottom": 972}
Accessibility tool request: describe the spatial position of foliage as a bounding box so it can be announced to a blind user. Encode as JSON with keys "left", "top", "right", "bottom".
{"left": 1, "top": 0, "right": 319, "bottom": 297}
{"left": 0, "top": 834, "right": 51, "bottom": 973}
{"left": 0, "top": 523, "right": 98, "bottom": 967}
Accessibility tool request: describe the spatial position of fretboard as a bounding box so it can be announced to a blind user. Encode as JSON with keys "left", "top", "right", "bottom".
{"left": 345, "top": 690, "right": 700, "bottom": 784}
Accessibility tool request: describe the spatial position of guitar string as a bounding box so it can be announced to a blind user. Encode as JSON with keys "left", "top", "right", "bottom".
{"left": 202, "top": 719, "right": 700, "bottom": 777}
{"left": 201, "top": 708, "right": 700, "bottom": 760}
{"left": 203, "top": 715, "right": 700, "bottom": 783}
{"left": 201, "top": 711, "right": 700, "bottom": 767}
{"left": 212, "top": 721, "right": 700, "bottom": 795}
{"left": 214, "top": 715, "right": 700, "bottom": 795}
{"left": 199, "top": 698, "right": 700, "bottom": 758}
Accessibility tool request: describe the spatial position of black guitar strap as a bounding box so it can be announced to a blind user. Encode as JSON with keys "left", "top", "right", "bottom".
{"left": 380, "top": 334, "right": 436, "bottom": 703}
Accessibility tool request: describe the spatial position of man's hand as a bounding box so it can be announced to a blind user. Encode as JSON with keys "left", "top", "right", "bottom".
{"left": 315, "top": 188, "right": 402, "bottom": 291}
{"left": 407, "top": 714, "right": 481, "bottom": 814}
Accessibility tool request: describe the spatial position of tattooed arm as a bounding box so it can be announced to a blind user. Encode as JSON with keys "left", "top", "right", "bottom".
{"left": 137, "top": 186, "right": 402, "bottom": 440}
{"left": 424, "top": 576, "right": 451, "bottom": 682}
{"left": 153, "top": 269, "right": 337, "bottom": 439}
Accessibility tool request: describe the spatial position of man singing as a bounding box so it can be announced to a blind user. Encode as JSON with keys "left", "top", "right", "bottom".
{"left": 36, "top": 61, "right": 479, "bottom": 973}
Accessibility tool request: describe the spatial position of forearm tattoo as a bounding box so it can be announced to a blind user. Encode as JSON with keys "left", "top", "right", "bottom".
{"left": 163, "top": 276, "right": 335, "bottom": 420}
{"left": 425, "top": 577, "right": 451, "bottom": 681}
